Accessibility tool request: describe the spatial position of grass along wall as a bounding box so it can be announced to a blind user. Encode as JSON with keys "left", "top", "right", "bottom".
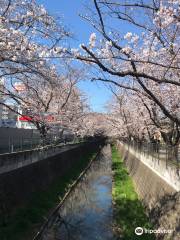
{"left": 116, "top": 142, "right": 180, "bottom": 240}
{"left": 112, "top": 145, "right": 155, "bottom": 240}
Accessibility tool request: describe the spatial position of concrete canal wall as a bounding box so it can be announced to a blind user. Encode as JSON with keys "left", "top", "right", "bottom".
{"left": 0, "top": 141, "right": 101, "bottom": 213}
{"left": 116, "top": 142, "right": 177, "bottom": 209}
{"left": 0, "top": 143, "right": 83, "bottom": 174}
{"left": 116, "top": 142, "right": 180, "bottom": 240}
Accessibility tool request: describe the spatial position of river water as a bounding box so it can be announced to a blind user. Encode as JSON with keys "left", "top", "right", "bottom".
{"left": 42, "top": 145, "right": 115, "bottom": 240}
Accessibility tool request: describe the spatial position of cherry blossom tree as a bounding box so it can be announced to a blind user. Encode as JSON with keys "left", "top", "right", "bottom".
{"left": 75, "top": 112, "right": 115, "bottom": 140}
{"left": 4, "top": 64, "right": 86, "bottom": 139}
{"left": 106, "top": 91, "right": 152, "bottom": 142}
{"left": 107, "top": 83, "right": 180, "bottom": 146}
{"left": 55, "top": 85, "right": 90, "bottom": 139}
{"left": 0, "top": 0, "right": 69, "bottom": 82}
{"left": 70, "top": 0, "right": 180, "bottom": 132}
{"left": 0, "top": 0, "right": 89, "bottom": 140}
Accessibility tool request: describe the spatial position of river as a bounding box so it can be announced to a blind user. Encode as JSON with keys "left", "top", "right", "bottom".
{"left": 42, "top": 145, "right": 115, "bottom": 240}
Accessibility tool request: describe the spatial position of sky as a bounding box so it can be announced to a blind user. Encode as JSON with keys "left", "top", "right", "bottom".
{"left": 37, "top": 0, "right": 112, "bottom": 113}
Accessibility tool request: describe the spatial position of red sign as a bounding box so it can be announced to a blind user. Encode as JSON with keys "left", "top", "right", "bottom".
{"left": 18, "top": 115, "right": 55, "bottom": 122}
{"left": 19, "top": 115, "right": 32, "bottom": 121}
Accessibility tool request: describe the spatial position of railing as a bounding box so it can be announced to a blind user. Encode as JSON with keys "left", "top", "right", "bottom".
{"left": 0, "top": 136, "right": 82, "bottom": 154}
{"left": 124, "top": 140, "right": 180, "bottom": 169}
{"left": 0, "top": 141, "right": 87, "bottom": 174}
{"left": 120, "top": 140, "right": 180, "bottom": 190}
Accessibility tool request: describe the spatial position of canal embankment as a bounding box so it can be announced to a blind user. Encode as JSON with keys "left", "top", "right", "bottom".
{"left": 2, "top": 141, "right": 178, "bottom": 240}
{"left": 34, "top": 144, "right": 156, "bottom": 240}
{"left": 116, "top": 142, "right": 180, "bottom": 240}
{"left": 0, "top": 140, "right": 103, "bottom": 240}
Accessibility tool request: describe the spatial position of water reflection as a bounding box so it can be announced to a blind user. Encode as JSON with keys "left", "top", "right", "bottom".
{"left": 43, "top": 145, "right": 114, "bottom": 240}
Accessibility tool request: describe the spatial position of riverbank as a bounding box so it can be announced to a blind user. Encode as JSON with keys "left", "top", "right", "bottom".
{"left": 0, "top": 150, "right": 98, "bottom": 240}
{"left": 112, "top": 145, "right": 155, "bottom": 240}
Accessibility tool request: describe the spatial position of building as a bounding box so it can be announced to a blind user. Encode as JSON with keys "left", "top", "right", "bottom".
{"left": 0, "top": 105, "right": 18, "bottom": 127}
{"left": 16, "top": 114, "right": 37, "bottom": 129}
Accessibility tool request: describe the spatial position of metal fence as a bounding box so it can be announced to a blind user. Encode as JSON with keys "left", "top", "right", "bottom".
{"left": 0, "top": 137, "right": 39, "bottom": 154}
{"left": 0, "top": 137, "right": 64, "bottom": 154}
{"left": 0, "top": 136, "right": 80, "bottom": 154}
{"left": 125, "top": 140, "right": 180, "bottom": 168}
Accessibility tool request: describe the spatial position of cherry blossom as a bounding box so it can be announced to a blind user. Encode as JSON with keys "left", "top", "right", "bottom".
{"left": 71, "top": 0, "right": 180, "bottom": 133}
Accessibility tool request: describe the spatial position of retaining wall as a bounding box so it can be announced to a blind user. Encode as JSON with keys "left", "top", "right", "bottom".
{"left": 0, "top": 141, "right": 101, "bottom": 214}
{"left": 116, "top": 142, "right": 180, "bottom": 240}
{"left": 117, "top": 142, "right": 177, "bottom": 209}
{"left": 0, "top": 143, "right": 83, "bottom": 174}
